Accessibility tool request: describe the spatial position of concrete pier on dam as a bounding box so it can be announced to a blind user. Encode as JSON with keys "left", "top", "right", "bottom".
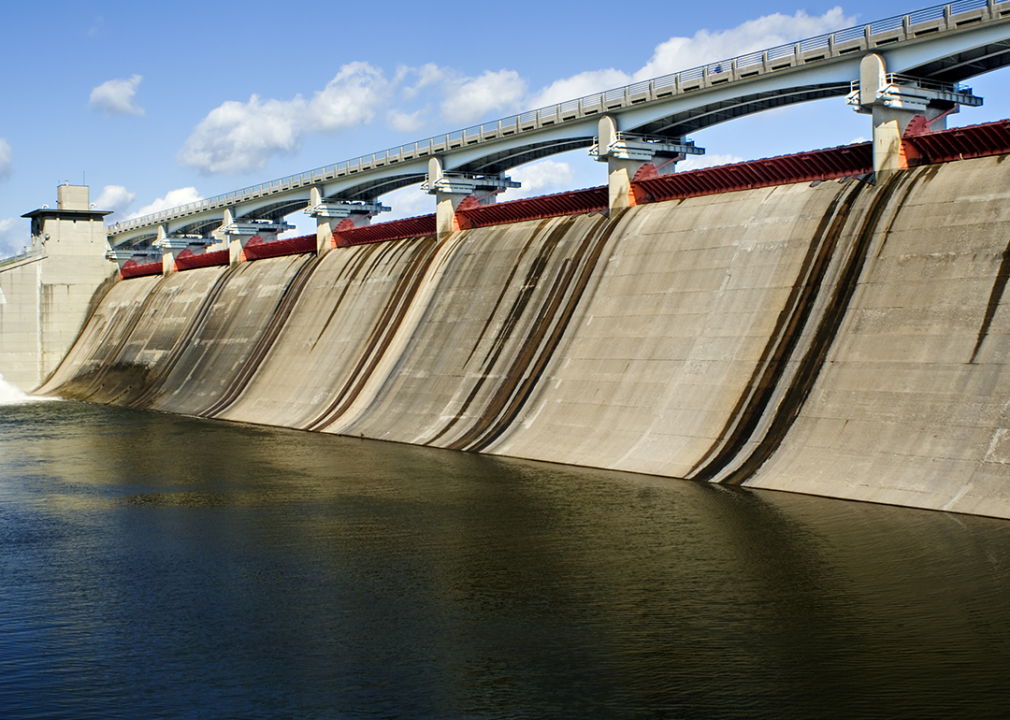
{"left": 38, "top": 153, "right": 1010, "bottom": 519}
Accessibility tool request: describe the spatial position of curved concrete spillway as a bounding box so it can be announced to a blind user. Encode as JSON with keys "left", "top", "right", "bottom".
{"left": 43, "top": 155, "right": 1010, "bottom": 518}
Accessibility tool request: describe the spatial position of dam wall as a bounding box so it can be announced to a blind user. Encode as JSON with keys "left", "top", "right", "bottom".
{"left": 41, "top": 155, "right": 1010, "bottom": 519}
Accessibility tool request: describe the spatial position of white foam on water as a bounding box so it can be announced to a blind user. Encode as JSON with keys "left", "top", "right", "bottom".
{"left": 0, "top": 375, "right": 58, "bottom": 405}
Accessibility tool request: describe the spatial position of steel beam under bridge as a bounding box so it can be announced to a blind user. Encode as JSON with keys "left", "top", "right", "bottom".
{"left": 109, "top": 0, "right": 1010, "bottom": 249}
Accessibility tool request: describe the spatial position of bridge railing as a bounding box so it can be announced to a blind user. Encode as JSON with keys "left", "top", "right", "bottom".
{"left": 846, "top": 73, "right": 982, "bottom": 106}
{"left": 109, "top": 0, "right": 1010, "bottom": 238}
{"left": 0, "top": 245, "right": 46, "bottom": 269}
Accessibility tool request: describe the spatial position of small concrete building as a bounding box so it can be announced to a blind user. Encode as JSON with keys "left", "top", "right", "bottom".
{"left": 0, "top": 185, "right": 115, "bottom": 391}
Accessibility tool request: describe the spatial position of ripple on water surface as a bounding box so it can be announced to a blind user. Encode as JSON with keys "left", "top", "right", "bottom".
{"left": 1, "top": 401, "right": 1009, "bottom": 718}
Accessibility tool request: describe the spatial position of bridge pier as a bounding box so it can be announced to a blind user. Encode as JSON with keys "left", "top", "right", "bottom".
{"left": 224, "top": 210, "right": 244, "bottom": 266}
{"left": 591, "top": 116, "right": 703, "bottom": 214}
{"left": 850, "top": 53, "right": 981, "bottom": 181}
{"left": 307, "top": 187, "right": 388, "bottom": 255}
{"left": 434, "top": 190, "right": 469, "bottom": 240}
{"left": 155, "top": 225, "right": 186, "bottom": 275}
{"left": 869, "top": 106, "right": 927, "bottom": 181}
{"left": 153, "top": 224, "right": 221, "bottom": 276}
{"left": 214, "top": 209, "right": 293, "bottom": 265}
{"left": 424, "top": 158, "right": 518, "bottom": 240}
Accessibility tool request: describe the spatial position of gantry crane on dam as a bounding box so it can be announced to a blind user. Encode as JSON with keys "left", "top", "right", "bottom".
{"left": 106, "top": 0, "right": 1010, "bottom": 263}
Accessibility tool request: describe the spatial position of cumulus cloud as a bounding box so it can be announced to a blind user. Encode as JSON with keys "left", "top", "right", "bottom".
{"left": 177, "top": 95, "right": 305, "bottom": 175}
{"left": 382, "top": 184, "right": 433, "bottom": 222}
{"left": 0, "top": 139, "right": 11, "bottom": 181}
{"left": 388, "top": 109, "right": 427, "bottom": 133}
{"left": 501, "top": 160, "right": 575, "bottom": 200}
{"left": 95, "top": 185, "right": 137, "bottom": 215}
{"left": 526, "top": 8, "right": 857, "bottom": 109}
{"left": 401, "top": 63, "right": 446, "bottom": 100}
{"left": 421, "top": 9, "right": 854, "bottom": 130}
{"left": 389, "top": 63, "right": 529, "bottom": 129}
{"left": 178, "top": 63, "right": 389, "bottom": 175}
{"left": 529, "top": 69, "right": 634, "bottom": 109}
{"left": 307, "top": 62, "right": 388, "bottom": 133}
{"left": 634, "top": 7, "right": 855, "bottom": 80}
{"left": 173, "top": 8, "right": 858, "bottom": 184}
{"left": 0, "top": 217, "right": 28, "bottom": 257}
{"left": 440, "top": 70, "right": 527, "bottom": 124}
{"left": 89, "top": 75, "right": 144, "bottom": 117}
{"left": 128, "top": 187, "right": 203, "bottom": 219}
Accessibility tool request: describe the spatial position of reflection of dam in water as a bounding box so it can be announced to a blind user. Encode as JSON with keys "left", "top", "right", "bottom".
{"left": 4, "top": 399, "right": 1010, "bottom": 717}
{"left": 40, "top": 153, "right": 1010, "bottom": 519}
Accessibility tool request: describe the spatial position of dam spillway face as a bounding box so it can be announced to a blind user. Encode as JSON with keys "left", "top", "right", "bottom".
{"left": 43, "top": 156, "right": 1010, "bottom": 519}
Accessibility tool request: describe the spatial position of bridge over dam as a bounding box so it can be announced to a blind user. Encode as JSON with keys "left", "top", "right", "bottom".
{"left": 105, "top": 0, "right": 1010, "bottom": 257}
{"left": 37, "top": 134, "right": 1010, "bottom": 520}
{"left": 7, "top": 0, "right": 1010, "bottom": 520}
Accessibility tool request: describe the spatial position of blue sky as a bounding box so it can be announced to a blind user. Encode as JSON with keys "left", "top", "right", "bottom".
{"left": 2, "top": 0, "right": 1009, "bottom": 255}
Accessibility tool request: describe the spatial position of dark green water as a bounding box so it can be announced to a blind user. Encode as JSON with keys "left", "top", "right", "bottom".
{"left": 1, "top": 399, "right": 1009, "bottom": 719}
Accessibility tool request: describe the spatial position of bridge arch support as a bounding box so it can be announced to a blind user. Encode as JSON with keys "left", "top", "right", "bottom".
{"left": 592, "top": 115, "right": 704, "bottom": 213}
{"left": 850, "top": 52, "right": 976, "bottom": 180}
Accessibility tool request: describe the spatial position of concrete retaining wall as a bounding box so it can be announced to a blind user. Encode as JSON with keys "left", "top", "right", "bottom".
{"left": 40, "top": 156, "right": 1010, "bottom": 518}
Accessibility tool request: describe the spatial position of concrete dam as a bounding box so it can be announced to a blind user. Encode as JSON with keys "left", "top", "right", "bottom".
{"left": 40, "top": 154, "right": 1010, "bottom": 519}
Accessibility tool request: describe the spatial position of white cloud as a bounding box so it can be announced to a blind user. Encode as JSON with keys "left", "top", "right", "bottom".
{"left": 0, "top": 217, "right": 28, "bottom": 257}
{"left": 525, "top": 8, "right": 857, "bottom": 111}
{"left": 89, "top": 75, "right": 144, "bottom": 117}
{"left": 401, "top": 63, "right": 447, "bottom": 100}
{"left": 501, "top": 160, "right": 575, "bottom": 200}
{"left": 128, "top": 187, "right": 203, "bottom": 219}
{"left": 382, "top": 184, "right": 432, "bottom": 221}
{"left": 0, "top": 139, "right": 11, "bottom": 181}
{"left": 178, "top": 95, "right": 305, "bottom": 175}
{"left": 171, "top": 8, "right": 858, "bottom": 188}
{"left": 634, "top": 8, "right": 855, "bottom": 80}
{"left": 441, "top": 70, "right": 527, "bottom": 125}
{"left": 179, "top": 63, "right": 390, "bottom": 175}
{"left": 307, "top": 62, "right": 388, "bottom": 133}
{"left": 388, "top": 109, "right": 426, "bottom": 133}
{"left": 95, "top": 185, "right": 137, "bottom": 215}
{"left": 529, "top": 69, "right": 633, "bottom": 109}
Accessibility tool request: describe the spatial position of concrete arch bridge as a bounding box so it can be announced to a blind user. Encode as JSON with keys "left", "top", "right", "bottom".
{"left": 107, "top": 0, "right": 1010, "bottom": 264}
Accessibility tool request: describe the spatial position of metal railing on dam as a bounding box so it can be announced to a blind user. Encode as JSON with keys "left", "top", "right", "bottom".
{"left": 0, "top": 245, "right": 46, "bottom": 271}
{"left": 108, "top": 0, "right": 1010, "bottom": 247}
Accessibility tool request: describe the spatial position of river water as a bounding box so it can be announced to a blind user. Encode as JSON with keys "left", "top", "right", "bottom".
{"left": 1, "top": 389, "right": 1009, "bottom": 719}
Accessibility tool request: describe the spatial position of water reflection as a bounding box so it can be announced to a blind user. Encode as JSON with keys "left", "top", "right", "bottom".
{"left": 1, "top": 401, "right": 1008, "bottom": 718}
